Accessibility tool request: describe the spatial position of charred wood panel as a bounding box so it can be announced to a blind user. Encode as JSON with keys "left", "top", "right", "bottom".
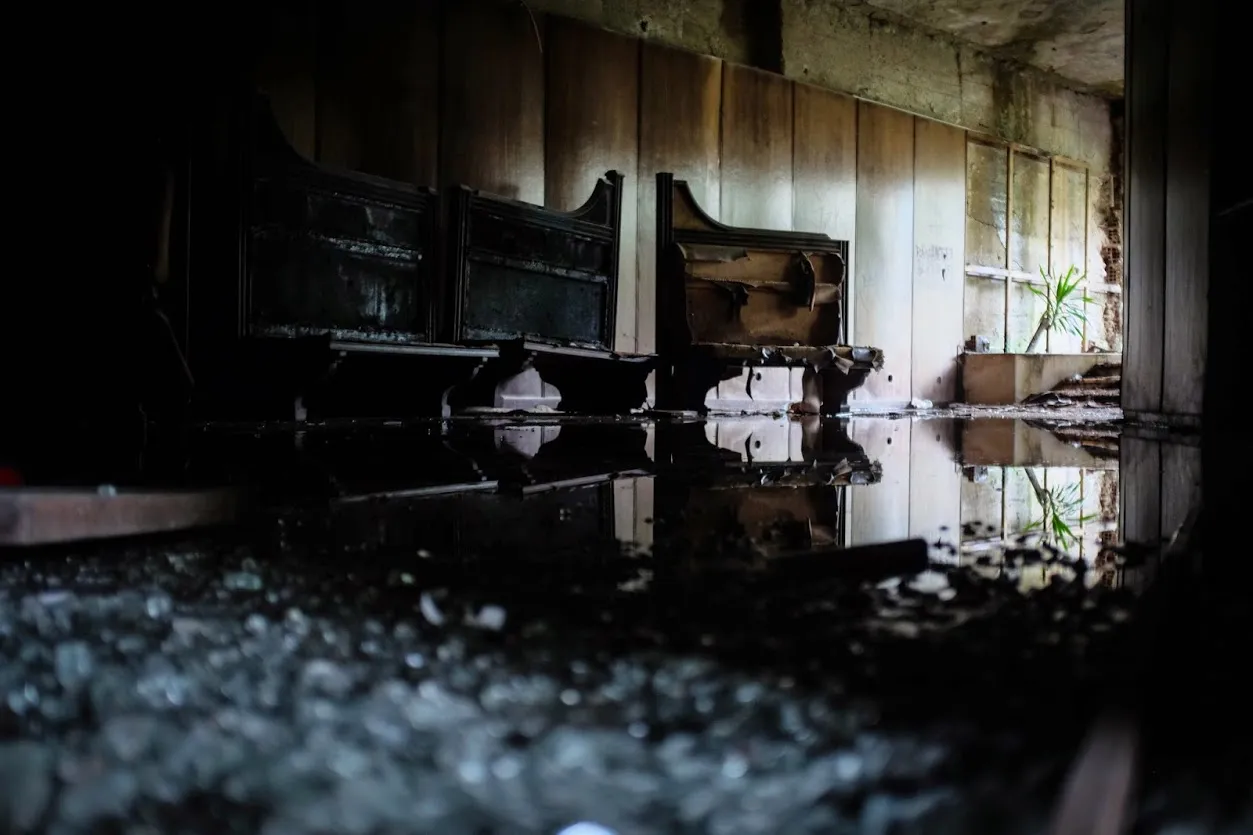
{"left": 441, "top": 1, "right": 545, "bottom": 202}
{"left": 720, "top": 63, "right": 793, "bottom": 231}
{"left": 1122, "top": 0, "right": 1168, "bottom": 415}
{"left": 252, "top": 3, "right": 317, "bottom": 158}
{"left": 315, "top": 1, "right": 439, "bottom": 185}
{"left": 244, "top": 94, "right": 439, "bottom": 345}
{"left": 1161, "top": 0, "right": 1211, "bottom": 418}
{"left": 638, "top": 44, "right": 723, "bottom": 356}
{"left": 545, "top": 17, "right": 642, "bottom": 354}
{"left": 445, "top": 173, "right": 624, "bottom": 350}
{"left": 852, "top": 102, "right": 915, "bottom": 406}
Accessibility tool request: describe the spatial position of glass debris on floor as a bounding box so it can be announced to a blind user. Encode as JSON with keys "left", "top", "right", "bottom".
{"left": 0, "top": 416, "right": 1243, "bottom": 835}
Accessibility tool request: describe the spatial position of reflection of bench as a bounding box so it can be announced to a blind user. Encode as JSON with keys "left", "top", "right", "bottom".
{"left": 654, "top": 172, "right": 883, "bottom": 413}
{"left": 443, "top": 174, "right": 653, "bottom": 414}
{"left": 651, "top": 419, "right": 881, "bottom": 564}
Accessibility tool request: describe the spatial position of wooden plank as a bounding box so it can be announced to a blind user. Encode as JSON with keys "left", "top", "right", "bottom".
{"left": 638, "top": 43, "right": 722, "bottom": 355}
{"left": 253, "top": 4, "right": 317, "bottom": 157}
{"left": 720, "top": 63, "right": 793, "bottom": 231}
{"left": 1119, "top": 437, "right": 1160, "bottom": 548}
{"left": 1160, "top": 441, "right": 1201, "bottom": 542}
{"left": 1123, "top": 0, "right": 1169, "bottom": 413}
{"left": 792, "top": 83, "right": 857, "bottom": 341}
{"left": 441, "top": 2, "right": 545, "bottom": 201}
{"left": 545, "top": 19, "right": 641, "bottom": 354}
{"left": 1, "top": 489, "right": 243, "bottom": 546}
{"left": 909, "top": 419, "right": 962, "bottom": 556}
{"left": 911, "top": 119, "right": 966, "bottom": 403}
{"left": 847, "top": 418, "right": 912, "bottom": 546}
{"left": 316, "top": 2, "right": 439, "bottom": 183}
{"left": 852, "top": 102, "right": 915, "bottom": 404}
{"left": 1161, "top": 0, "right": 1212, "bottom": 417}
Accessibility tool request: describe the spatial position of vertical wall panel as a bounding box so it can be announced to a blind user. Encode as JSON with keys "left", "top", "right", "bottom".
{"left": 853, "top": 102, "right": 915, "bottom": 405}
{"left": 638, "top": 44, "right": 722, "bottom": 355}
{"left": 911, "top": 119, "right": 966, "bottom": 403}
{"left": 545, "top": 19, "right": 641, "bottom": 353}
{"left": 1161, "top": 0, "right": 1211, "bottom": 418}
{"left": 253, "top": 5, "right": 318, "bottom": 157}
{"left": 793, "top": 83, "right": 857, "bottom": 340}
{"left": 1123, "top": 0, "right": 1169, "bottom": 414}
{"left": 720, "top": 64, "right": 794, "bottom": 230}
{"left": 441, "top": 3, "right": 545, "bottom": 201}
{"left": 316, "top": 2, "right": 439, "bottom": 183}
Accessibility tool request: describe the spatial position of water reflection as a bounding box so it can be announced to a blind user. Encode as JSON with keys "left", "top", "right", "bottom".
{"left": 171, "top": 415, "right": 1197, "bottom": 594}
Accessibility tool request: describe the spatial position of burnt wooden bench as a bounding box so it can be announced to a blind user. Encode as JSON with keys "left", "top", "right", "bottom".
{"left": 654, "top": 172, "right": 883, "bottom": 414}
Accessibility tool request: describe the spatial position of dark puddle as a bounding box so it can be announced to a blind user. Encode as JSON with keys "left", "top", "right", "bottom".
{"left": 1, "top": 416, "right": 1240, "bottom": 835}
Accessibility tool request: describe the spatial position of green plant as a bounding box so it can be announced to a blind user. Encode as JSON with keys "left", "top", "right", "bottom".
{"left": 1023, "top": 470, "right": 1094, "bottom": 553}
{"left": 1024, "top": 265, "right": 1094, "bottom": 352}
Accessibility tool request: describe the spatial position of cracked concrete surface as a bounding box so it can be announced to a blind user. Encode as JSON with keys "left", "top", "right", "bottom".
{"left": 858, "top": 0, "right": 1123, "bottom": 94}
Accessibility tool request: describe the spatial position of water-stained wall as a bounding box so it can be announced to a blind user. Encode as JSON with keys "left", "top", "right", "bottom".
{"left": 250, "top": 0, "right": 973, "bottom": 407}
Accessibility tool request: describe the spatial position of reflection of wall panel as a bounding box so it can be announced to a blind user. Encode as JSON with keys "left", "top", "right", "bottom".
{"left": 1002, "top": 466, "right": 1044, "bottom": 536}
{"left": 545, "top": 19, "right": 641, "bottom": 353}
{"left": 720, "top": 64, "right": 793, "bottom": 230}
{"left": 847, "top": 418, "right": 912, "bottom": 545}
{"left": 1160, "top": 442, "right": 1201, "bottom": 541}
{"left": 912, "top": 120, "right": 966, "bottom": 402}
{"left": 960, "top": 466, "right": 1004, "bottom": 542}
{"left": 908, "top": 420, "right": 961, "bottom": 554}
{"left": 1119, "top": 437, "right": 1161, "bottom": 547}
{"left": 793, "top": 83, "right": 857, "bottom": 342}
{"left": 637, "top": 44, "right": 723, "bottom": 355}
{"left": 852, "top": 102, "right": 915, "bottom": 404}
{"left": 441, "top": 3, "right": 545, "bottom": 200}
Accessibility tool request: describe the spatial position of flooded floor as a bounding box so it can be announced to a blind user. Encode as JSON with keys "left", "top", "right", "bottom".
{"left": 1, "top": 416, "right": 1246, "bottom": 834}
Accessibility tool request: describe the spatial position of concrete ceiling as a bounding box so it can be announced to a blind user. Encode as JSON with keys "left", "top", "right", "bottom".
{"left": 860, "top": 0, "right": 1124, "bottom": 95}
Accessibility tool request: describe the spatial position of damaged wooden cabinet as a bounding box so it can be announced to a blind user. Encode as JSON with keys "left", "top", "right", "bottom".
{"left": 191, "top": 91, "right": 652, "bottom": 422}
{"left": 441, "top": 172, "right": 654, "bottom": 414}
{"left": 653, "top": 173, "right": 884, "bottom": 414}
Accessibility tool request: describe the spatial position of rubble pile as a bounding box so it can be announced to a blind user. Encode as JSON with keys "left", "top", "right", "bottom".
{"left": 1022, "top": 363, "right": 1122, "bottom": 409}
{"left": 1, "top": 529, "right": 1247, "bottom": 835}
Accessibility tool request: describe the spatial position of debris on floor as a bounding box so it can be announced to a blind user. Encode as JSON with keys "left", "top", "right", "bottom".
{"left": 1021, "top": 362, "right": 1121, "bottom": 409}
